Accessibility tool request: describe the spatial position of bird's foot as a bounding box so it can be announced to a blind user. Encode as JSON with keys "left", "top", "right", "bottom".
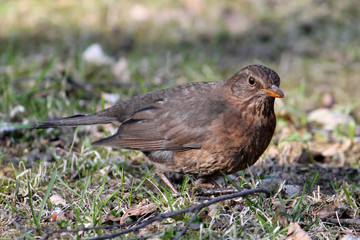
{"left": 158, "top": 172, "right": 179, "bottom": 195}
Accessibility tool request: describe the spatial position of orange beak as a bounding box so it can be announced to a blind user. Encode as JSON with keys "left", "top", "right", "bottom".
{"left": 259, "top": 85, "right": 285, "bottom": 98}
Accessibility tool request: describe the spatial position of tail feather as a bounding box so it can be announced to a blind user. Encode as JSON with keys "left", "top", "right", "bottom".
{"left": 31, "top": 114, "right": 117, "bottom": 129}
{"left": 92, "top": 135, "right": 117, "bottom": 147}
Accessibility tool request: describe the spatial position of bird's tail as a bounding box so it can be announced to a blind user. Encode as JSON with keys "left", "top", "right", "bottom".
{"left": 31, "top": 114, "right": 117, "bottom": 129}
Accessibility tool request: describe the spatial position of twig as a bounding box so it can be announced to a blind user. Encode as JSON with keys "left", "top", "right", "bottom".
{"left": 325, "top": 218, "right": 360, "bottom": 226}
{"left": 84, "top": 188, "right": 270, "bottom": 240}
{"left": 42, "top": 222, "right": 136, "bottom": 240}
{"left": 197, "top": 188, "right": 242, "bottom": 196}
{"left": 125, "top": 231, "right": 162, "bottom": 240}
{"left": 28, "top": 188, "right": 270, "bottom": 239}
{"left": 309, "top": 229, "right": 359, "bottom": 235}
{"left": 174, "top": 208, "right": 200, "bottom": 240}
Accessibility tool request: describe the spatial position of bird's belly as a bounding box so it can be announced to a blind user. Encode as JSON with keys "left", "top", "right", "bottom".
{"left": 165, "top": 148, "right": 256, "bottom": 177}
{"left": 150, "top": 115, "right": 275, "bottom": 176}
{"left": 169, "top": 127, "right": 273, "bottom": 176}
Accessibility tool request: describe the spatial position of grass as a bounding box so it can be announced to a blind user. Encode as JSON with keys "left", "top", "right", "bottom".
{"left": 1, "top": 0, "right": 360, "bottom": 239}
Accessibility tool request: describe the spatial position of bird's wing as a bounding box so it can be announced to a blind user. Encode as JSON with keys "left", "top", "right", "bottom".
{"left": 92, "top": 95, "right": 228, "bottom": 151}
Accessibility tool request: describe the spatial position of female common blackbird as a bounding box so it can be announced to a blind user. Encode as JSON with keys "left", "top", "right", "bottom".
{"left": 33, "top": 64, "right": 284, "bottom": 193}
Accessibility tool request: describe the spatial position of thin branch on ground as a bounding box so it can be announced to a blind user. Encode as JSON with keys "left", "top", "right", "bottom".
{"left": 174, "top": 208, "right": 201, "bottom": 240}
{"left": 3, "top": 188, "right": 269, "bottom": 239}
{"left": 197, "top": 188, "right": 243, "bottom": 196}
{"left": 325, "top": 218, "right": 360, "bottom": 226}
{"left": 83, "top": 188, "right": 270, "bottom": 240}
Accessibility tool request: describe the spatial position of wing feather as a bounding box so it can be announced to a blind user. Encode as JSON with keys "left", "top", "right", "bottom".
{"left": 92, "top": 84, "right": 228, "bottom": 151}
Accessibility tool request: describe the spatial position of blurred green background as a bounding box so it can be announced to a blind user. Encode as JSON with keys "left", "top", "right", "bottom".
{"left": 1, "top": 0, "right": 360, "bottom": 122}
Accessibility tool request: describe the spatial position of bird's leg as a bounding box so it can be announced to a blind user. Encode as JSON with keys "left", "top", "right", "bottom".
{"left": 158, "top": 172, "right": 179, "bottom": 194}
{"left": 196, "top": 177, "right": 221, "bottom": 188}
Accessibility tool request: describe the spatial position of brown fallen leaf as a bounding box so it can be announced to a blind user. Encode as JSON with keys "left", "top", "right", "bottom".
{"left": 120, "top": 203, "right": 158, "bottom": 224}
{"left": 286, "top": 222, "right": 311, "bottom": 240}
{"left": 307, "top": 108, "right": 354, "bottom": 128}
{"left": 50, "top": 194, "right": 67, "bottom": 206}
{"left": 101, "top": 214, "right": 122, "bottom": 225}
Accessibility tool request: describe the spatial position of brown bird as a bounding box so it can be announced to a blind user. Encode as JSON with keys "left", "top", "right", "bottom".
{"left": 33, "top": 64, "right": 284, "bottom": 193}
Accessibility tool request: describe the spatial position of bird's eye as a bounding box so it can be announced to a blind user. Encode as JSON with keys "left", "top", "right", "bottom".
{"left": 248, "top": 77, "right": 256, "bottom": 86}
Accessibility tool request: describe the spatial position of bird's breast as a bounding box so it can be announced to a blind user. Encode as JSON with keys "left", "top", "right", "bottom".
{"left": 200, "top": 102, "right": 277, "bottom": 173}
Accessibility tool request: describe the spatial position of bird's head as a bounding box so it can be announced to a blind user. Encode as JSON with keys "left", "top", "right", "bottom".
{"left": 226, "top": 64, "right": 285, "bottom": 100}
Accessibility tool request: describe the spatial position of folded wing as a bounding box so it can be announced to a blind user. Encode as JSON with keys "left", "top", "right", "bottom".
{"left": 92, "top": 94, "right": 227, "bottom": 151}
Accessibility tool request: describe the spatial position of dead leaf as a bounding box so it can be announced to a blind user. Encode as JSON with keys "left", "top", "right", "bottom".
{"left": 102, "top": 214, "right": 122, "bottom": 225}
{"left": 50, "top": 194, "right": 67, "bottom": 206}
{"left": 307, "top": 108, "right": 354, "bottom": 129}
{"left": 207, "top": 204, "right": 219, "bottom": 218}
{"left": 120, "top": 203, "right": 158, "bottom": 224}
{"left": 286, "top": 222, "right": 311, "bottom": 240}
{"left": 321, "top": 143, "right": 342, "bottom": 157}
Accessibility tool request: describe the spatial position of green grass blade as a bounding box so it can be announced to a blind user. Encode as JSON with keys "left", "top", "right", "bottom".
{"left": 27, "top": 180, "right": 39, "bottom": 228}
{"left": 80, "top": 176, "right": 91, "bottom": 203}
{"left": 2, "top": 199, "right": 32, "bottom": 222}
{"left": 37, "top": 170, "right": 57, "bottom": 224}
{"left": 343, "top": 182, "right": 356, "bottom": 208}
{"left": 57, "top": 176, "right": 81, "bottom": 198}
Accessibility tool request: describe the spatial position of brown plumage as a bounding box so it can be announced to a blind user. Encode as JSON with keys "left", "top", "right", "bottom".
{"left": 33, "top": 64, "right": 284, "bottom": 192}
